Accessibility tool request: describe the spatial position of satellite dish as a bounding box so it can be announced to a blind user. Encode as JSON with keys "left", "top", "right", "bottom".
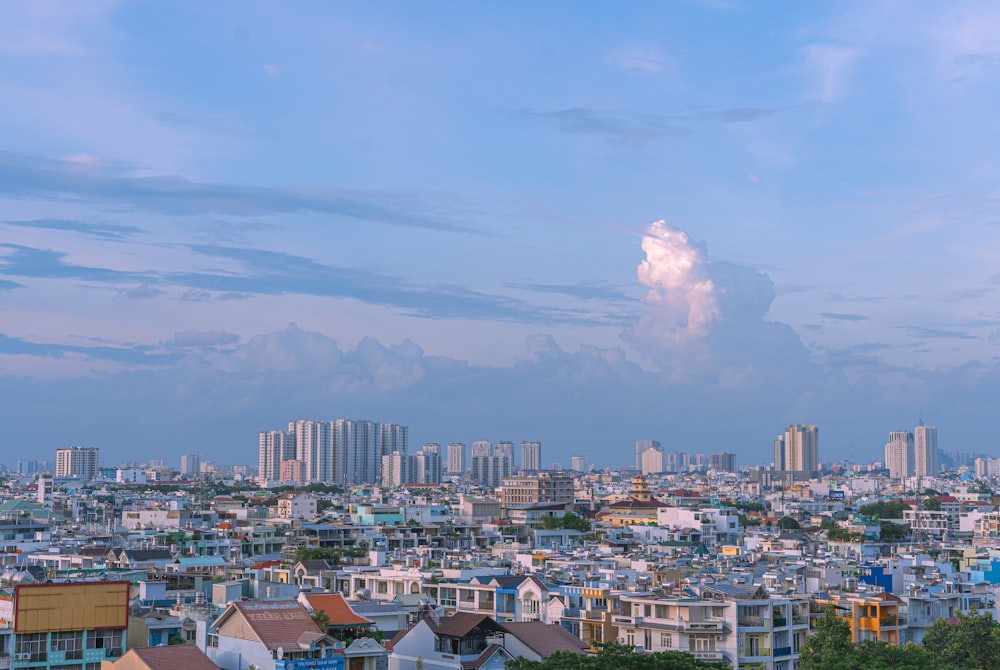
{"left": 277, "top": 647, "right": 284, "bottom": 659}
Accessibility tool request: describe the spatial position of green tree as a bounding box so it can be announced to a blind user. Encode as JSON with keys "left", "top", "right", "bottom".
{"left": 858, "top": 501, "right": 910, "bottom": 520}
{"left": 922, "top": 610, "right": 1000, "bottom": 670}
{"left": 778, "top": 516, "right": 801, "bottom": 530}
{"left": 922, "top": 497, "right": 942, "bottom": 511}
{"left": 799, "top": 607, "right": 861, "bottom": 670}
{"left": 858, "top": 641, "right": 933, "bottom": 670}
{"left": 506, "top": 642, "right": 728, "bottom": 670}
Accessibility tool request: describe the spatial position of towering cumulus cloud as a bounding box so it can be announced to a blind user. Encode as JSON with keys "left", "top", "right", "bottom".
{"left": 625, "top": 220, "right": 812, "bottom": 386}
{"left": 629, "top": 220, "right": 719, "bottom": 345}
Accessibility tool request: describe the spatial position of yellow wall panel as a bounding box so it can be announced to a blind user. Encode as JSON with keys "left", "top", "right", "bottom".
{"left": 15, "top": 582, "right": 129, "bottom": 633}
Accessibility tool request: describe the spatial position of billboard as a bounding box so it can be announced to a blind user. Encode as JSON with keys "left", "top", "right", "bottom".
{"left": 14, "top": 581, "right": 129, "bottom": 633}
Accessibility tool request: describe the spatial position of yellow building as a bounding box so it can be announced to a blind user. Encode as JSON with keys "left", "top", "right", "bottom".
{"left": 597, "top": 476, "right": 665, "bottom": 527}
{"left": 814, "top": 591, "right": 902, "bottom": 647}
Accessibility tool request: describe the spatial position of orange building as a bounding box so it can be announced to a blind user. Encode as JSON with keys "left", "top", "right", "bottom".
{"left": 814, "top": 591, "right": 902, "bottom": 647}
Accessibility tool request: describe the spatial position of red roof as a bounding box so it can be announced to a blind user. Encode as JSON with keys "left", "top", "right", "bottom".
{"left": 303, "top": 593, "right": 372, "bottom": 626}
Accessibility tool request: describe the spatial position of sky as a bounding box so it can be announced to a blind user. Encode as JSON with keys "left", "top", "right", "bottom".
{"left": 4, "top": 1, "right": 1000, "bottom": 469}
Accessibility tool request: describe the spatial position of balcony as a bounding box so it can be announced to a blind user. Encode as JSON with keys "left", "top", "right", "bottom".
{"left": 0, "top": 656, "right": 9, "bottom": 670}
{"left": 613, "top": 616, "right": 641, "bottom": 626}
{"left": 738, "top": 616, "right": 767, "bottom": 628}
{"left": 773, "top": 617, "right": 788, "bottom": 627}
{"left": 688, "top": 650, "right": 725, "bottom": 661}
{"left": 773, "top": 646, "right": 793, "bottom": 657}
{"left": 686, "top": 621, "right": 725, "bottom": 633}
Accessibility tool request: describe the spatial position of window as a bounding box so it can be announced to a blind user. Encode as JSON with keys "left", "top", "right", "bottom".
{"left": 52, "top": 631, "right": 84, "bottom": 660}
{"left": 88, "top": 629, "right": 123, "bottom": 656}
{"left": 660, "top": 633, "right": 672, "bottom": 648}
{"left": 15, "top": 633, "right": 47, "bottom": 662}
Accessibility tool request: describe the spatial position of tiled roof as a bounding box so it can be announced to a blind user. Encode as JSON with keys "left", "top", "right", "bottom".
{"left": 304, "top": 593, "right": 372, "bottom": 626}
{"left": 129, "top": 645, "right": 220, "bottom": 670}
{"left": 427, "top": 612, "right": 504, "bottom": 638}
{"left": 220, "top": 601, "right": 327, "bottom": 651}
{"left": 501, "top": 622, "right": 589, "bottom": 658}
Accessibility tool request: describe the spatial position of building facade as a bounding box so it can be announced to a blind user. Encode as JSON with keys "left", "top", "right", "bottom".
{"left": 55, "top": 447, "right": 99, "bottom": 480}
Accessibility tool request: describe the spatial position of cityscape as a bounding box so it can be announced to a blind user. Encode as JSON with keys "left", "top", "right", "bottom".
{"left": 4, "top": 2, "right": 1000, "bottom": 670}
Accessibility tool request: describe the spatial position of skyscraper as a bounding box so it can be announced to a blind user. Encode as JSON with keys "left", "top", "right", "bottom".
{"left": 180, "top": 453, "right": 202, "bottom": 476}
{"left": 446, "top": 442, "right": 466, "bottom": 475}
{"left": 381, "top": 451, "right": 406, "bottom": 488}
{"left": 290, "top": 420, "right": 334, "bottom": 484}
{"left": 571, "top": 455, "right": 587, "bottom": 472}
{"left": 885, "top": 430, "right": 915, "bottom": 480}
{"left": 781, "top": 425, "right": 819, "bottom": 473}
{"left": 640, "top": 447, "right": 664, "bottom": 475}
{"left": 257, "top": 431, "right": 293, "bottom": 481}
{"left": 55, "top": 446, "right": 99, "bottom": 480}
{"left": 471, "top": 440, "right": 492, "bottom": 458}
{"left": 495, "top": 441, "right": 514, "bottom": 463}
{"left": 520, "top": 440, "right": 541, "bottom": 472}
{"left": 635, "top": 440, "right": 662, "bottom": 470}
{"left": 914, "top": 424, "right": 939, "bottom": 478}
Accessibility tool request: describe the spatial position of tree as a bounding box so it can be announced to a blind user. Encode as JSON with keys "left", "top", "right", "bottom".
{"left": 858, "top": 641, "right": 933, "bottom": 670}
{"left": 778, "top": 516, "right": 801, "bottom": 530}
{"left": 858, "top": 501, "right": 910, "bottom": 520}
{"left": 922, "top": 610, "right": 1000, "bottom": 670}
{"left": 922, "top": 497, "right": 942, "bottom": 511}
{"left": 505, "top": 642, "right": 728, "bottom": 670}
{"left": 799, "top": 607, "right": 861, "bottom": 670}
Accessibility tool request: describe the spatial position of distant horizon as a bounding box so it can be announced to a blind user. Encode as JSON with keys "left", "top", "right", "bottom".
{"left": 3, "top": 4, "right": 1000, "bottom": 467}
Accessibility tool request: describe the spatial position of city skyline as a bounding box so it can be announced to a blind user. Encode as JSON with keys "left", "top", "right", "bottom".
{"left": 4, "top": 3, "right": 1000, "bottom": 465}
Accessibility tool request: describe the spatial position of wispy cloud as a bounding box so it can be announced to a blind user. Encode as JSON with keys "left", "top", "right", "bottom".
{"left": 507, "top": 108, "right": 691, "bottom": 142}
{"left": 0, "top": 332, "right": 180, "bottom": 366}
{"left": 3, "top": 218, "right": 142, "bottom": 241}
{"left": 0, "top": 242, "right": 616, "bottom": 327}
{"left": 612, "top": 46, "right": 672, "bottom": 74}
{"left": 802, "top": 44, "right": 859, "bottom": 103}
{"left": 0, "top": 152, "right": 483, "bottom": 234}
{"left": 821, "top": 312, "right": 869, "bottom": 321}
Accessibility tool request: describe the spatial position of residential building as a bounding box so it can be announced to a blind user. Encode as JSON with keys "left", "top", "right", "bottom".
{"left": 276, "top": 492, "right": 318, "bottom": 519}
{"left": 520, "top": 441, "right": 542, "bottom": 472}
{"left": 814, "top": 591, "right": 903, "bottom": 647}
{"left": 102, "top": 645, "right": 219, "bottom": 670}
{"left": 179, "top": 453, "right": 201, "bottom": 476}
{"left": 259, "top": 431, "right": 294, "bottom": 481}
{"left": 500, "top": 473, "right": 574, "bottom": 510}
{"left": 203, "top": 601, "right": 338, "bottom": 670}
{"left": 914, "top": 424, "right": 939, "bottom": 478}
{"left": 640, "top": 447, "right": 663, "bottom": 475}
{"left": 885, "top": 431, "right": 915, "bottom": 480}
{"left": 635, "top": 440, "right": 661, "bottom": 470}
{"left": 779, "top": 425, "right": 818, "bottom": 473}
{"left": 446, "top": 443, "right": 465, "bottom": 475}
{"left": 708, "top": 452, "right": 736, "bottom": 473}
{"left": 0, "top": 580, "right": 129, "bottom": 669}
{"left": 571, "top": 456, "right": 587, "bottom": 472}
{"left": 55, "top": 446, "right": 99, "bottom": 480}
{"left": 381, "top": 451, "right": 406, "bottom": 488}
{"left": 388, "top": 612, "right": 512, "bottom": 670}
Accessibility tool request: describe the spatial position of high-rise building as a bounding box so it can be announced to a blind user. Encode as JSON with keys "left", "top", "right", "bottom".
{"left": 640, "top": 447, "right": 664, "bottom": 475}
{"left": 571, "top": 455, "right": 587, "bottom": 472}
{"left": 180, "top": 453, "right": 201, "bottom": 476}
{"left": 914, "top": 424, "right": 939, "bottom": 478}
{"left": 471, "top": 440, "right": 492, "bottom": 458}
{"left": 521, "top": 440, "right": 542, "bottom": 472}
{"left": 422, "top": 442, "right": 440, "bottom": 455}
{"left": 257, "top": 431, "right": 293, "bottom": 481}
{"left": 55, "top": 446, "right": 99, "bottom": 480}
{"left": 280, "top": 459, "right": 304, "bottom": 484}
{"left": 446, "top": 442, "right": 466, "bottom": 475}
{"left": 780, "top": 424, "right": 819, "bottom": 473}
{"left": 885, "top": 431, "right": 915, "bottom": 480}
{"left": 709, "top": 452, "right": 737, "bottom": 473}
{"left": 335, "top": 418, "right": 381, "bottom": 487}
{"left": 636, "top": 440, "right": 662, "bottom": 470}
{"left": 471, "top": 453, "right": 512, "bottom": 489}
{"left": 495, "top": 441, "right": 514, "bottom": 464}
{"left": 381, "top": 451, "right": 407, "bottom": 488}
{"left": 408, "top": 448, "right": 442, "bottom": 485}
{"left": 290, "top": 420, "right": 334, "bottom": 484}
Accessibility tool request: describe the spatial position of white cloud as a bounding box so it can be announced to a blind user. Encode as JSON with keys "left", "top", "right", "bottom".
{"left": 629, "top": 221, "right": 719, "bottom": 345}
{"left": 262, "top": 63, "right": 280, "bottom": 76}
{"left": 612, "top": 46, "right": 671, "bottom": 74}
{"left": 802, "top": 44, "right": 859, "bottom": 103}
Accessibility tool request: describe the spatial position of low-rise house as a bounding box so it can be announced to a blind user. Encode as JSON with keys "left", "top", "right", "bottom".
{"left": 388, "top": 612, "right": 513, "bottom": 670}
{"left": 203, "top": 600, "right": 340, "bottom": 670}
{"left": 101, "top": 644, "right": 219, "bottom": 670}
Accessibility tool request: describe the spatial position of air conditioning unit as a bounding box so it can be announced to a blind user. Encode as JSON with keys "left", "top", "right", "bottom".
{"left": 17, "top": 652, "right": 32, "bottom": 660}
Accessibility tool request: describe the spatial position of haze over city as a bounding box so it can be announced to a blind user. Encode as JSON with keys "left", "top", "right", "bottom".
{"left": 4, "top": 2, "right": 1000, "bottom": 467}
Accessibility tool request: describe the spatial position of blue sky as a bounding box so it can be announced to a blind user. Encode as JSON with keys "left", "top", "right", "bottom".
{"left": 3, "top": 1, "right": 1000, "bottom": 468}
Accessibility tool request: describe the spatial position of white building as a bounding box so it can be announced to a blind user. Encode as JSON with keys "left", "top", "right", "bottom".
{"left": 55, "top": 446, "right": 99, "bottom": 480}
{"left": 521, "top": 441, "right": 542, "bottom": 471}
{"left": 885, "top": 430, "right": 915, "bottom": 479}
{"left": 914, "top": 424, "right": 938, "bottom": 478}
{"left": 447, "top": 442, "right": 466, "bottom": 475}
